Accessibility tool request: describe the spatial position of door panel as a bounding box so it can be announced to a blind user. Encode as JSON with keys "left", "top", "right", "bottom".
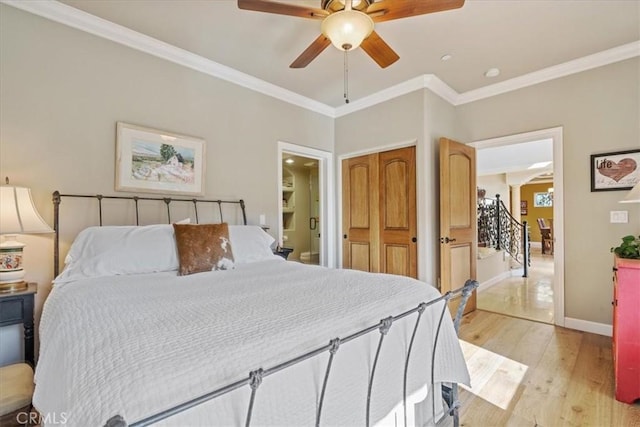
{"left": 379, "top": 147, "right": 417, "bottom": 278}
{"left": 439, "top": 138, "right": 477, "bottom": 314}
{"left": 449, "top": 154, "right": 471, "bottom": 228}
{"left": 384, "top": 244, "right": 410, "bottom": 277}
{"left": 349, "top": 165, "right": 371, "bottom": 228}
{"left": 350, "top": 243, "right": 371, "bottom": 272}
{"left": 342, "top": 146, "right": 416, "bottom": 278}
{"left": 450, "top": 245, "right": 472, "bottom": 291}
{"left": 343, "top": 154, "right": 379, "bottom": 272}
{"left": 383, "top": 160, "right": 409, "bottom": 229}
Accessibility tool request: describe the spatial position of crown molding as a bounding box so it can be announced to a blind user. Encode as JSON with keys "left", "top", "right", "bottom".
{"left": 456, "top": 41, "right": 640, "bottom": 105}
{"left": 1, "top": 0, "right": 335, "bottom": 117}
{"left": 334, "top": 75, "right": 428, "bottom": 117}
{"left": 333, "top": 74, "right": 460, "bottom": 118}
{"left": 334, "top": 40, "right": 639, "bottom": 115}
{"left": 3, "top": 0, "right": 639, "bottom": 117}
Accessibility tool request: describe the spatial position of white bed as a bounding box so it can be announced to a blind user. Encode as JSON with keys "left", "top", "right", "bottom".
{"left": 37, "top": 197, "right": 471, "bottom": 427}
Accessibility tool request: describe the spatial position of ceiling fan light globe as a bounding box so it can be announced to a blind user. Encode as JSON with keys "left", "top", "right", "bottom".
{"left": 321, "top": 10, "right": 374, "bottom": 51}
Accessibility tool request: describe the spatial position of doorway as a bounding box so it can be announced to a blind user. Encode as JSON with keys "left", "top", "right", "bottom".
{"left": 470, "top": 127, "right": 564, "bottom": 326}
{"left": 281, "top": 154, "right": 320, "bottom": 264}
{"left": 277, "top": 141, "right": 335, "bottom": 268}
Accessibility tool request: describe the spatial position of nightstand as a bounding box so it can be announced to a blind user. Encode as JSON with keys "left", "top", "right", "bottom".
{"left": 274, "top": 247, "right": 294, "bottom": 260}
{"left": 0, "top": 283, "right": 36, "bottom": 367}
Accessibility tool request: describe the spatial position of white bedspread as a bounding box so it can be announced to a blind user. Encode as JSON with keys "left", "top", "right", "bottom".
{"left": 35, "top": 259, "right": 469, "bottom": 426}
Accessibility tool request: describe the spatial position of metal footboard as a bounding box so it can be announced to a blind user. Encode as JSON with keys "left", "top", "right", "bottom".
{"left": 105, "top": 279, "right": 479, "bottom": 427}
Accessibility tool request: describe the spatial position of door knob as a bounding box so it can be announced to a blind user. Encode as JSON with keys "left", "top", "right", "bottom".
{"left": 411, "top": 237, "right": 417, "bottom": 243}
{"left": 343, "top": 234, "right": 347, "bottom": 239}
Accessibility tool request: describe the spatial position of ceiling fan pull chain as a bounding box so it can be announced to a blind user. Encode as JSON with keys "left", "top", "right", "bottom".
{"left": 344, "top": 49, "right": 350, "bottom": 104}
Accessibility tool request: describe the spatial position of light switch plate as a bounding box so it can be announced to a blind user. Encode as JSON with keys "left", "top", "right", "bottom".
{"left": 610, "top": 211, "right": 628, "bottom": 223}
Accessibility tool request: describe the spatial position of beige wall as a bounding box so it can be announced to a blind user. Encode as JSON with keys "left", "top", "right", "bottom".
{"left": 0, "top": 5, "right": 333, "bottom": 361}
{"left": 456, "top": 58, "right": 640, "bottom": 324}
{"left": 521, "top": 183, "right": 554, "bottom": 242}
{"left": 335, "top": 89, "right": 461, "bottom": 285}
{"left": 335, "top": 90, "right": 426, "bottom": 276}
{"left": 423, "top": 90, "right": 463, "bottom": 285}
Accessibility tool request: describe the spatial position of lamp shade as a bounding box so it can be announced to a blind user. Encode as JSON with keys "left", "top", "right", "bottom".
{"left": 321, "top": 10, "right": 374, "bottom": 51}
{"left": 0, "top": 186, "right": 53, "bottom": 234}
{"left": 620, "top": 182, "right": 640, "bottom": 203}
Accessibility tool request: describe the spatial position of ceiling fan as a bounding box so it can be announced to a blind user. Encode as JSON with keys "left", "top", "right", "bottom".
{"left": 238, "top": 0, "right": 465, "bottom": 69}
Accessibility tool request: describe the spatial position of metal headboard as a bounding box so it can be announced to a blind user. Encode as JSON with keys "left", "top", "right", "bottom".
{"left": 52, "top": 191, "right": 247, "bottom": 277}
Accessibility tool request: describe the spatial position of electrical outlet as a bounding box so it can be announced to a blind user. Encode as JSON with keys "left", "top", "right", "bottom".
{"left": 610, "top": 211, "right": 628, "bottom": 223}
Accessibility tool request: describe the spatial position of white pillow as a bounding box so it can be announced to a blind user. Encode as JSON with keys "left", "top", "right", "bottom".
{"left": 55, "top": 224, "right": 178, "bottom": 283}
{"left": 228, "top": 225, "right": 278, "bottom": 264}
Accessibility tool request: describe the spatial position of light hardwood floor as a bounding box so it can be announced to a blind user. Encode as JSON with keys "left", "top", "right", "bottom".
{"left": 477, "top": 249, "right": 554, "bottom": 324}
{"left": 457, "top": 310, "right": 640, "bottom": 426}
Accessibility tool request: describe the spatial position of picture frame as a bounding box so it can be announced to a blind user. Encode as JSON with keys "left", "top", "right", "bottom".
{"left": 534, "top": 192, "right": 553, "bottom": 207}
{"left": 520, "top": 200, "right": 528, "bottom": 215}
{"left": 115, "top": 122, "right": 206, "bottom": 196}
{"left": 590, "top": 149, "right": 640, "bottom": 192}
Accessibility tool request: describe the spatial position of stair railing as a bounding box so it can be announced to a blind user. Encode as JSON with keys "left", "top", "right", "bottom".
{"left": 477, "top": 194, "right": 530, "bottom": 277}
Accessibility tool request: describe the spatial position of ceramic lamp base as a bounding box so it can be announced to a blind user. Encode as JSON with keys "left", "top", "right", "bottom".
{"left": 0, "top": 236, "right": 26, "bottom": 290}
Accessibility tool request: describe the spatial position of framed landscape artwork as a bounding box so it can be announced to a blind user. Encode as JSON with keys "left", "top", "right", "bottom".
{"left": 115, "top": 122, "right": 206, "bottom": 196}
{"left": 590, "top": 149, "right": 640, "bottom": 192}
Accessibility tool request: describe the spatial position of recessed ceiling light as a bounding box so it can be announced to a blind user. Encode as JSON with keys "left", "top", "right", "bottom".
{"left": 285, "top": 158, "right": 295, "bottom": 164}
{"left": 484, "top": 68, "right": 500, "bottom": 78}
{"left": 440, "top": 54, "right": 453, "bottom": 61}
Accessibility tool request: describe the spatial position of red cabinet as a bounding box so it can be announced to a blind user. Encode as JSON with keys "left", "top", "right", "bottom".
{"left": 612, "top": 256, "right": 640, "bottom": 404}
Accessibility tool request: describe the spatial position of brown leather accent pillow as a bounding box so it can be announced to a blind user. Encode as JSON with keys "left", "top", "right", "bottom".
{"left": 173, "top": 223, "right": 235, "bottom": 276}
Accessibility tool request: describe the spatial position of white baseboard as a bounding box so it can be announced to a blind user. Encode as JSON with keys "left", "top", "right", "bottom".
{"left": 564, "top": 317, "right": 612, "bottom": 337}
{"left": 477, "top": 271, "right": 511, "bottom": 293}
{"left": 510, "top": 267, "right": 524, "bottom": 276}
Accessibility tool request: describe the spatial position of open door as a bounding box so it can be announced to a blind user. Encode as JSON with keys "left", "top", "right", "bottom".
{"left": 439, "top": 138, "right": 477, "bottom": 314}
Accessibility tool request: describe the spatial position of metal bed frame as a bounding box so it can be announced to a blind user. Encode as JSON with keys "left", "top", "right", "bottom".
{"left": 52, "top": 192, "right": 478, "bottom": 427}
{"left": 52, "top": 191, "right": 247, "bottom": 277}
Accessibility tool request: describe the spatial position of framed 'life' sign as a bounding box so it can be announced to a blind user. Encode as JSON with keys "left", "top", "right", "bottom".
{"left": 590, "top": 149, "right": 640, "bottom": 192}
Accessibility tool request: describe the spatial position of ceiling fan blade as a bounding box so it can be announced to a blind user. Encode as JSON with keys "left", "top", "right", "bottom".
{"left": 238, "top": 0, "right": 328, "bottom": 19}
{"left": 290, "top": 35, "right": 332, "bottom": 68}
{"left": 367, "top": 0, "right": 464, "bottom": 22}
{"left": 360, "top": 31, "right": 399, "bottom": 68}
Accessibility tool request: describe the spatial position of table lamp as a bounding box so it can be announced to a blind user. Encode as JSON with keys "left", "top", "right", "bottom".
{"left": 0, "top": 183, "right": 54, "bottom": 292}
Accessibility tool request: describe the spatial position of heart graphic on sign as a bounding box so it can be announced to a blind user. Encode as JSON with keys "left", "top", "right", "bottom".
{"left": 598, "top": 158, "right": 637, "bottom": 182}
